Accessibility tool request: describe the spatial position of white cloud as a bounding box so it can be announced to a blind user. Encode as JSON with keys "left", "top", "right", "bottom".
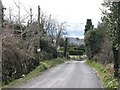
{"left": 2, "top": 0, "right": 103, "bottom": 38}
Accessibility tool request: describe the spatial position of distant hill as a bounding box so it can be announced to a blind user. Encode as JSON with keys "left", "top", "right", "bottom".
{"left": 68, "top": 37, "right": 84, "bottom": 46}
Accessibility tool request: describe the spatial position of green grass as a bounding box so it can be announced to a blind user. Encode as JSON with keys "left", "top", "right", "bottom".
{"left": 1, "top": 57, "right": 68, "bottom": 88}
{"left": 86, "top": 60, "right": 119, "bottom": 88}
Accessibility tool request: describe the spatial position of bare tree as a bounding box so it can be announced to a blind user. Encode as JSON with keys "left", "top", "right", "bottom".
{"left": 43, "top": 15, "right": 68, "bottom": 47}
{"left": 56, "top": 22, "right": 67, "bottom": 47}
{"left": 45, "top": 15, "right": 57, "bottom": 43}
{"left": 14, "top": 1, "right": 21, "bottom": 24}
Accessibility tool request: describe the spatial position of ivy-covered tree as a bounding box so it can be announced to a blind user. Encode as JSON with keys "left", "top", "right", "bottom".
{"left": 102, "top": 2, "right": 120, "bottom": 78}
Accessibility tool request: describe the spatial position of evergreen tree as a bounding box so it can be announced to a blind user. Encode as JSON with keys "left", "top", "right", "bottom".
{"left": 84, "top": 19, "right": 94, "bottom": 34}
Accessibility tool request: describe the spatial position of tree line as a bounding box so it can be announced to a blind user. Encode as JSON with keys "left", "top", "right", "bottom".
{"left": 84, "top": 2, "right": 120, "bottom": 78}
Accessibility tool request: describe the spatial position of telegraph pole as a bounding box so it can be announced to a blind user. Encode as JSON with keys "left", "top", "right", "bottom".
{"left": 37, "top": 5, "right": 41, "bottom": 52}
{"left": 64, "top": 38, "right": 68, "bottom": 57}
{"left": 9, "top": 7, "right": 12, "bottom": 23}
{"left": 18, "top": 2, "right": 20, "bottom": 24}
{"left": 30, "top": 8, "right": 33, "bottom": 24}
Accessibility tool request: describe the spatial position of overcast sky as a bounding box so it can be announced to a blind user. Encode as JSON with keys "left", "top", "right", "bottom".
{"left": 2, "top": 0, "right": 104, "bottom": 39}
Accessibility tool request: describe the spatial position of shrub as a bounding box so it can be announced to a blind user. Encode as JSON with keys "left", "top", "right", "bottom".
{"left": 84, "top": 29, "right": 103, "bottom": 59}
{"left": 2, "top": 30, "right": 39, "bottom": 84}
{"left": 57, "top": 51, "right": 64, "bottom": 58}
{"left": 59, "top": 47, "right": 64, "bottom": 51}
{"left": 40, "top": 38, "right": 57, "bottom": 59}
{"left": 69, "top": 50, "right": 83, "bottom": 55}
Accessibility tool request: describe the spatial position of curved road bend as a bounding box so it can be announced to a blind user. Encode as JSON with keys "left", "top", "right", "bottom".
{"left": 16, "top": 60, "right": 103, "bottom": 88}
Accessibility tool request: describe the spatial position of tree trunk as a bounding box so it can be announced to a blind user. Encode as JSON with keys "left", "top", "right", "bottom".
{"left": 113, "top": 45, "right": 119, "bottom": 78}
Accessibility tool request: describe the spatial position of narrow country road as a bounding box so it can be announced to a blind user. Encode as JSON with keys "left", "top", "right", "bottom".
{"left": 16, "top": 60, "right": 103, "bottom": 88}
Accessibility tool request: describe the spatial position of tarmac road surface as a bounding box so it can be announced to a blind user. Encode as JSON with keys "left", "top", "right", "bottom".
{"left": 16, "top": 60, "right": 103, "bottom": 88}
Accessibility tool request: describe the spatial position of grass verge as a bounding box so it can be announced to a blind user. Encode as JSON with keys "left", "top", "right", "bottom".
{"left": 86, "top": 60, "right": 119, "bottom": 88}
{"left": 2, "top": 57, "right": 68, "bottom": 88}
